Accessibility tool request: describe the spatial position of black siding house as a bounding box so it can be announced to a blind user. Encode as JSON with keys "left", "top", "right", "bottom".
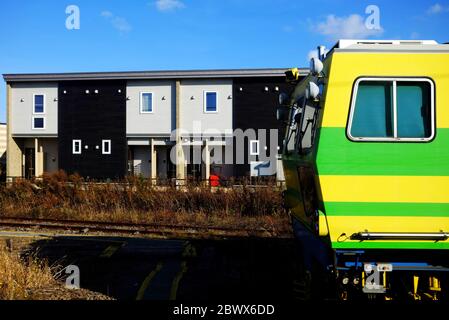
{"left": 58, "top": 81, "right": 127, "bottom": 179}
{"left": 232, "top": 77, "right": 294, "bottom": 177}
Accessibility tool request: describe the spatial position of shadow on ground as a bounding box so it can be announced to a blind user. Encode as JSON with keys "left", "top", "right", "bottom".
{"left": 24, "top": 236, "right": 303, "bottom": 301}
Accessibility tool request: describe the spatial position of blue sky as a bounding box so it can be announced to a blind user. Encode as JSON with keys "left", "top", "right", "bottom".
{"left": 1, "top": 0, "right": 448, "bottom": 122}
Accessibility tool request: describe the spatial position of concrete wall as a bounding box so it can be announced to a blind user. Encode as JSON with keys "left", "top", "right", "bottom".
{"left": 179, "top": 79, "right": 233, "bottom": 136}
{"left": 7, "top": 83, "right": 23, "bottom": 179}
{"left": 10, "top": 82, "right": 58, "bottom": 135}
{"left": 0, "top": 123, "right": 6, "bottom": 164}
{"left": 126, "top": 80, "right": 175, "bottom": 136}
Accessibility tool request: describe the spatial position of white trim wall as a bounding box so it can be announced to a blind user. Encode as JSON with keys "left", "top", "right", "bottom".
{"left": 126, "top": 80, "right": 174, "bottom": 136}
{"left": 11, "top": 82, "right": 58, "bottom": 135}
{"left": 180, "top": 79, "right": 233, "bottom": 136}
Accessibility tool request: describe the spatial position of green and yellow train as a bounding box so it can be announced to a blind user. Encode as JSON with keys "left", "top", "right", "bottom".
{"left": 279, "top": 40, "right": 449, "bottom": 300}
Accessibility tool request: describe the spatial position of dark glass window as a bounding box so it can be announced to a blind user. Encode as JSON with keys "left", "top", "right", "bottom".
{"left": 205, "top": 92, "right": 217, "bottom": 112}
{"left": 33, "top": 117, "right": 44, "bottom": 129}
{"left": 397, "top": 82, "right": 431, "bottom": 138}
{"left": 34, "top": 95, "right": 44, "bottom": 113}
{"left": 351, "top": 81, "right": 393, "bottom": 138}
{"left": 141, "top": 93, "right": 153, "bottom": 112}
{"left": 350, "top": 79, "right": 433, "bottom": 140}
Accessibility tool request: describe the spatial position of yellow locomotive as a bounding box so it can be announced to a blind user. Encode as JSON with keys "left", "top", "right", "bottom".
{"left": 278, "top": 40, "right": 449, "bottom": 300}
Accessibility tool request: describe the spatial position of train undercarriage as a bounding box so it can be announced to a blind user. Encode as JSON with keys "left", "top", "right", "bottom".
{"left": 291, "top": 217, "right": 449, "bottom": 301}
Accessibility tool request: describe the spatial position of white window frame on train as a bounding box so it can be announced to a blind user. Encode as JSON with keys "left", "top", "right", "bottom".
{"left": 347, "top": 77, "right": 435, "bottom": 142}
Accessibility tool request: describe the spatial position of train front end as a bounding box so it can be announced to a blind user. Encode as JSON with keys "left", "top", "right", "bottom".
{"left": 279, "top": 40, "right": 449, "bottom": 300}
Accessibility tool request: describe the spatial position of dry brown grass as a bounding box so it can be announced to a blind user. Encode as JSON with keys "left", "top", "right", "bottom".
{"left": 0, "top": 171, "right": 289, "bottom": 231}
{"left": 0, "top": 245, "right": 54, "bottom": 300}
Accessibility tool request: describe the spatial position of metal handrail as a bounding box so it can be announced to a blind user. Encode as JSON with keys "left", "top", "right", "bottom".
{"left": 351, "top": 231, "right": 449, "bottom": 241}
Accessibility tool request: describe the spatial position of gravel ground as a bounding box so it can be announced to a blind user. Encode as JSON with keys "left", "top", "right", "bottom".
{"left": 28, "top": 285, "right": 114, "bottom": 300}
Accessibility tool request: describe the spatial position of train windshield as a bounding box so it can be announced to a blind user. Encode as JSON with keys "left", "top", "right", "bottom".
{"left": 281, "top": 80, "right": 322, "bottom": 155}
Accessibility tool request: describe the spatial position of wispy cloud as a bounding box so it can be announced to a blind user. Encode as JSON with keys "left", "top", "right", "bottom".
{"left": 307, "top": 48, "right": 329, "bottom": 62}
{"left": 427, "top": 3, "right": 449, "bottom": 14}
{"left": 101, "top": 10, "right": 132, "bottom": 33}
{"left": 100, "top": 11, "right": 113, "bottom": 18}
{"left": 282, "top": 25, "right": 294, "bottom": 33}
{"left": 311, "top": 14, "right": 383, "bottom": 41}
{"left": 155, "top": 0, "right": 186, "bottom": 12}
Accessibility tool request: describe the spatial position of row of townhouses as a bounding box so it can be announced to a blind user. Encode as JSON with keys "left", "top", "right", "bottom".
{"left": 3, "top": 69, "right": 307, "bottom": 182}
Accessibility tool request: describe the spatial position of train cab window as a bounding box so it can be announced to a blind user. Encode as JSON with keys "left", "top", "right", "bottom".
{"left": 348, "top": 78, "right": 434, "bottom": 142}
{"left": 350, "top": 81, "right": 393, "bottom": 138}
{"left": 397, "top": 82, "right": 432, "bottom": 138}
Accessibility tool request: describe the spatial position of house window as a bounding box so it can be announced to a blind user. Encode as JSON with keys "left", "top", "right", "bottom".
{"left": 73, "top": 140, "right": 82, "bottom": 154}
{"left": 32, "top": 117, "right": 45, "bottom": 129}
{"left": 250, "top": 140, "right": 259, "bottom": 156}
{"left": 33, "top": 94, "right": 45, "bottom": 114}
{"left": 140, "top": 92, "right": 153, "bottom": 113}
{"left": 102, "top": 140, "right": 111, "bottom": 154}
{"left": 348, "top": 78, "right": 434, "bottom": 141}
{"left": 204, "top": 91, "right": 217, "bottom": 113}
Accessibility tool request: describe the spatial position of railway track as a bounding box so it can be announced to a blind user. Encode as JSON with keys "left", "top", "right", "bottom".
{"left": 0, "top": 217, "right": 292, "bottom": 239}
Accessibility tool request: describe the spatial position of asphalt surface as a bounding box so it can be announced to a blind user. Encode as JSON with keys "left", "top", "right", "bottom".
{"left": 4, "top": 232, "right": 302, "bottom": 301}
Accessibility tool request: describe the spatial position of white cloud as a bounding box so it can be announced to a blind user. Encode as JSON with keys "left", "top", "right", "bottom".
{"left": 155, "top": 0, "right": 185, "bottom": 12}
{"left": 307, "top": 50, "right": 318, "bottom": 61}
{"left": 312, "top": 14, "right": 383, "bottom": 41}
{"left": 427, "top": 3, "right": 449, "bottom": 14}
{"left": 307, "top": 48, "right": 329, "bottom": 63}
{"left": 101, "top": 11, "right": 131, "bottom": 33}
{"left": 100, "top": 11, "right": 113, "bottom": 18}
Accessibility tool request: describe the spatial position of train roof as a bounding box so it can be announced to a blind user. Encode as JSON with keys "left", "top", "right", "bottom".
{"left": 329, "top": 39, "right": 449, "bottom": 54}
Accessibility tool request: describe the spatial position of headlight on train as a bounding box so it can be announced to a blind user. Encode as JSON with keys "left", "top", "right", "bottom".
{"left": 310, "top": 57, "right": 324, "bottom": 76}
{"left": 318, "top": 210, "right": 329, "bottom": 237}
{"left": 305, "top": 81, "right": 320, "bottom": 100}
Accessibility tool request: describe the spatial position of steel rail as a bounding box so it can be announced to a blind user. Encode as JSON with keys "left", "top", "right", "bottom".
{"left": 0, "top": 217, "right": 292, "bottom": 238}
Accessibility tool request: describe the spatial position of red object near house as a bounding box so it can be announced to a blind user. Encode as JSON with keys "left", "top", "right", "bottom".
{"left": 209, "top": 174, "right": 220, "bottom": 187}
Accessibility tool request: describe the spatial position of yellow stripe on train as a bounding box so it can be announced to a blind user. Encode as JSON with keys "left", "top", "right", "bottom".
{"left": 321, "top": 52, "right": 449, "bottom": 128}
{"left": 319, "top": 175, "right": 449, "bottom": 203}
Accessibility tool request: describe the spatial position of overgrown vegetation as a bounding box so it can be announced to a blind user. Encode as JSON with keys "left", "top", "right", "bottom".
{"left": 0, "top": 245, "right": 54, "bottom": 299}
{"left": 0, "top": 171, "right": 288, "bottom": 231}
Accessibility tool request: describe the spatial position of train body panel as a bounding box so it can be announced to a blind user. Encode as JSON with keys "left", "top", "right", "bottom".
{"left": 281, "top": 40, "right": 449, "bottom": 299}
{"left": 316, "top": 51, "right": 449, "bottom": 250}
